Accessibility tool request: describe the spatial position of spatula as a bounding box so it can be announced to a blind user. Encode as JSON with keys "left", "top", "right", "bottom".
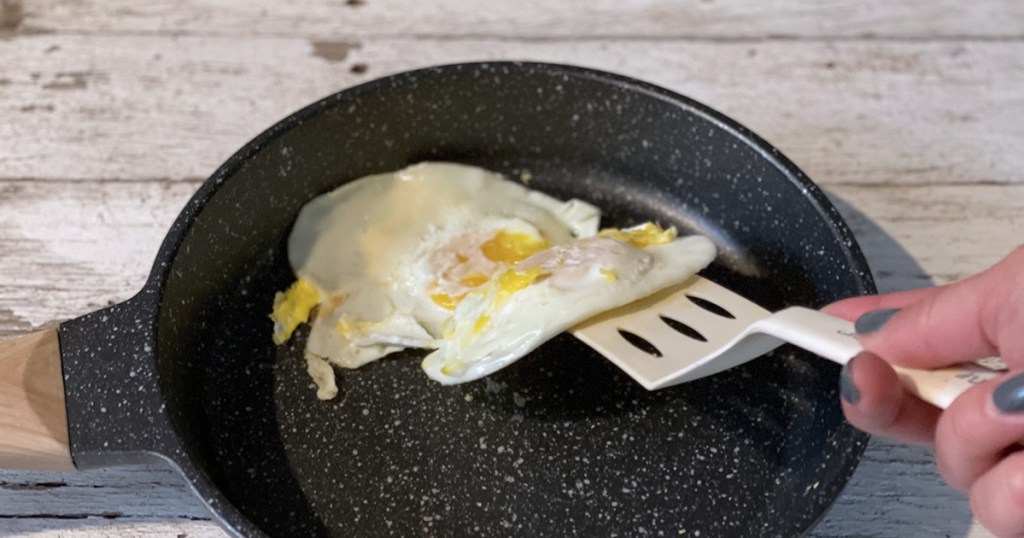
{"left": 571, "top": 275, "right": 1005, "bottom": 409}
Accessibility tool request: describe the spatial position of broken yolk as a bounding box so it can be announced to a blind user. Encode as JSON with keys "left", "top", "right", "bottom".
{"left": 431, "top": 291, "right": 465, "bottom": 311}
{"left": 430, "top": 231, "right": 549, "bottom": 311}
{"left": 471, "top": 267, "right": 545, "bottom": 333}
{"left": 271, "top": 278, "right": 320, "bottom": 344}
{"left": 459, "top": 273, "right": 490, "bottom": 287}
{"left": 496, "top": 266, "right": 544, "bottom": 295}
{"left": 481, "top": 231, "right": 550, "bottom": 264}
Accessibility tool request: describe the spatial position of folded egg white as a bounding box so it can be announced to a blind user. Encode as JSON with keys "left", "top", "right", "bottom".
{"left": 271, "top": 162, "right": 715, "bottom": 399}
{"left": 421, "top": 234, "right": 716, "bottom": 384}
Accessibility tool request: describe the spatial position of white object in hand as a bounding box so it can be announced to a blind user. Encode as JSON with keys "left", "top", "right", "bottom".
{"left": 571, "top": 276, "right": 1003, "bottom": 409}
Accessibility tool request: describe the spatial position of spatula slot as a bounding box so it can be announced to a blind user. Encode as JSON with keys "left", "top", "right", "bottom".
{"left": 659, "top": 316, "right": 708, "bottom": 342}
{"left": 617, "top": 329, "right": 663, "bottom": 358}
{"left": 685, "top": 295, "right": 735, "bottom": 319}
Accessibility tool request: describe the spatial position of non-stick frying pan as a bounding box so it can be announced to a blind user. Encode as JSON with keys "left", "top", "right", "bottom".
{"left": 1, "top": 62, "right": 873, "bottom": 537}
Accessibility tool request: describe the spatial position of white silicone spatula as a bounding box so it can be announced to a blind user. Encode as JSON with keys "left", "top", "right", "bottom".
{"left": 571, "top": 276, "right": 1005, "bottom": 409}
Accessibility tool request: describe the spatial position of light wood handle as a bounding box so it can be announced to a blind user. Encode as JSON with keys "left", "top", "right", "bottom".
{"left": 0, "top": 328, "right": 75, "bottom": 470}
{"left": 894, "top": 363, "right": 1002, "bottom": 410}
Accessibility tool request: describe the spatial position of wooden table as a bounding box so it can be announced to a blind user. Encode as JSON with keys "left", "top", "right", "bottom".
{"left": 2, "top": 1, "right": 1022, "bottom": 536}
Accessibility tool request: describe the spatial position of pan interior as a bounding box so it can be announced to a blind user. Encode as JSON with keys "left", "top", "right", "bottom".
{"left": 156, "top": 64, "right": 869, "bottom": 537}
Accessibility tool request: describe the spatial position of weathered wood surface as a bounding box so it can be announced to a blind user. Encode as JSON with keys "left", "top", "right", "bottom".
{"left": 14, "top": 0, "right": 1024, "bottom": 39}
{"left": 0, "top": 441, "right": 977, "bottom": 537}
{"left": 2, "top": 0, "right": 1023, "bottom": 536}
{"left": 2, "top": 36, "right": 1023, "bottom": 186}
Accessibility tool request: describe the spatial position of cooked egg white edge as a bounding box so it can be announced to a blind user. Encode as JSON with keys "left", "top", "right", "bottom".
{"left": 284, "top": 162, "right": 601, "bottom": 392}
{"left": 288, "top": 162, "right": 599, "bottom": 293}
{"left": 421, "top": 234, "right": 717, "bottom": 384}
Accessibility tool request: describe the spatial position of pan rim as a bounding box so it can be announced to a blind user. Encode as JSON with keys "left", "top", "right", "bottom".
{"left": 148, "top": 61, "right": 872, "bottom": 296}
{"left": 141, "top": 61, "right": 875, "bottom": 538}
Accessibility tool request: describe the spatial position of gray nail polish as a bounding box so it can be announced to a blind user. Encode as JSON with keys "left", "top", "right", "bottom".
{"left": 855, "top": 308, "right": 900, "bottom": 335}
{"left": 839, "top": 360, "right": 860, "bottom": 405}
{"left": 993, "top": 372, "right": 1024, "bottom": 414}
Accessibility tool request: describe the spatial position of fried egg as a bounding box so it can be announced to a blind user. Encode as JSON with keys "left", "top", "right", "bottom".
{"left": 271, "top": 162, "right": 716, "bottom": 399}
{"left": 421, "top": 230, "right": 716, "bottom": 384}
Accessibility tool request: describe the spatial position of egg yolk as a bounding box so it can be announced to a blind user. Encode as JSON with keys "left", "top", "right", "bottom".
{"left": 430, "top": 273, "right": 492, "bottom": 311}
{"left": 473, "top": 315, "right": 491, "bottom": 334}
{"left": 430, "top": 291, "right": 465, "bottom": 311}
{"left": 496, "top": 266, "right": 544, "bottom": 294}
{"left": 430, "top": 232, "right": 549, "bottom": 311}
{"left": 481, "top": 231, "right": 550, "bottom": 264}
{"left": 460, "top": 273, "right": 491, "bottom": 287}
{"left": 598, "top": 222, "right": 677, "bottom": 248}
{"left": 472, "top": 267, "right": 545, "bottom": 334}
{"left": 271, "top": 278, "right": 320, "bottom": 344}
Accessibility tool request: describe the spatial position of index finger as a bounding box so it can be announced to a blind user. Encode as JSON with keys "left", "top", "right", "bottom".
{"left": 848, "top": 247, "right": 1024, "bottom": 370}
{"left": 822, "top": 285, "right": 940, "bottom": 321}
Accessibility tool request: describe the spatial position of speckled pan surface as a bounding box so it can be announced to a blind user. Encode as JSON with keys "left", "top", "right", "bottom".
{"left": 58, "top": 62, "right": 874, "bottom": 537}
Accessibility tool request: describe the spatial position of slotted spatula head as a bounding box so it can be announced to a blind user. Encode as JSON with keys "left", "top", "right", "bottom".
{"left": 571, "top": 275, "right": 787, "bottom": 390}
{"left": 572, "top": 275, "right": 1004, "bottom": 408}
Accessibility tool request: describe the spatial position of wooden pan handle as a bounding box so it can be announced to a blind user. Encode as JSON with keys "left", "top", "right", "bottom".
{"left": 0, "top": 328, "right": 75, "bottom": 470}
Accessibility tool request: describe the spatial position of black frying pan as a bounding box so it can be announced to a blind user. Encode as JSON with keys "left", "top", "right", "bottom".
{"left": 11, "top": 62, "right": 874, "bottom": 537}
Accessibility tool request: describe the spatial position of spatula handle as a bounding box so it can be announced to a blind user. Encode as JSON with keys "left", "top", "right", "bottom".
{"left": 892, "top": 363, "right": 1003, "bottom": 410}
{"left": 0, "top": 328, "right": 75, "bottom": 470}
{"left": 767, "top": 308, "right": 1003, "bottom": 410}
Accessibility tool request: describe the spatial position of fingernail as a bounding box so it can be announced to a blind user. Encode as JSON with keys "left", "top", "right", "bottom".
{"left": 855, "top": 308, "right": 900, "bottom": 335}
{"left": 993, "top": 371, "right": 1024, "bottom": 414}
{"left": 839, "top": 355, "right": 861, "bottom": 405}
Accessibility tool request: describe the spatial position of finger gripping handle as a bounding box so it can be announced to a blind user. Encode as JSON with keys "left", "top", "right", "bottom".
{"left": 768, "top": 308, "right": 1001, "bottom": 410}
{"left": 894, "top": 364, "right": 1001, "bottom": 410}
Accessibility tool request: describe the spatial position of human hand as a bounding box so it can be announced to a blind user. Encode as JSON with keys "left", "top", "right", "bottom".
{"left": 824, "top": 245, "right": 1024, "bottom": 537}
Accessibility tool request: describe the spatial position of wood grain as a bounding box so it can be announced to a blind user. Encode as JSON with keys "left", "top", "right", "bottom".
{"left": 827, "top": 183, "right": 1024, "bottom": 292}
{"left": 0, "top": 181, "right": 197, "bottom": 336}
{"left": 1, "top": 36, "right": 1021, "bottom": 186}
{"left": 0, "top": 466, "right": 219, "bottom": 537}
{"left": 15, "top": 0, "right": 1024, "bottom": 39}
{"left": 2, "top": 0, "right": 1021, "bottom": 536}
{"left": 0, "top": 439, "right": 991, "bottom": 537}
{"left": 0, "top": 328, "right": 74, "bottom": 471}
{"left": 0, "top": 467, "right": 207, "bottom": 519}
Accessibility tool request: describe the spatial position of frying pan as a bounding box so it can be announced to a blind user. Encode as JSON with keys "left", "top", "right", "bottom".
{"left": 1, "top": 62, "right": 873, "bottom": 537}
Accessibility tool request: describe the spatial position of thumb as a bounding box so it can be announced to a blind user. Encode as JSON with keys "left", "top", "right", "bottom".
{"left": 853, "top": 246, "right": 1024, "bottom": 370}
